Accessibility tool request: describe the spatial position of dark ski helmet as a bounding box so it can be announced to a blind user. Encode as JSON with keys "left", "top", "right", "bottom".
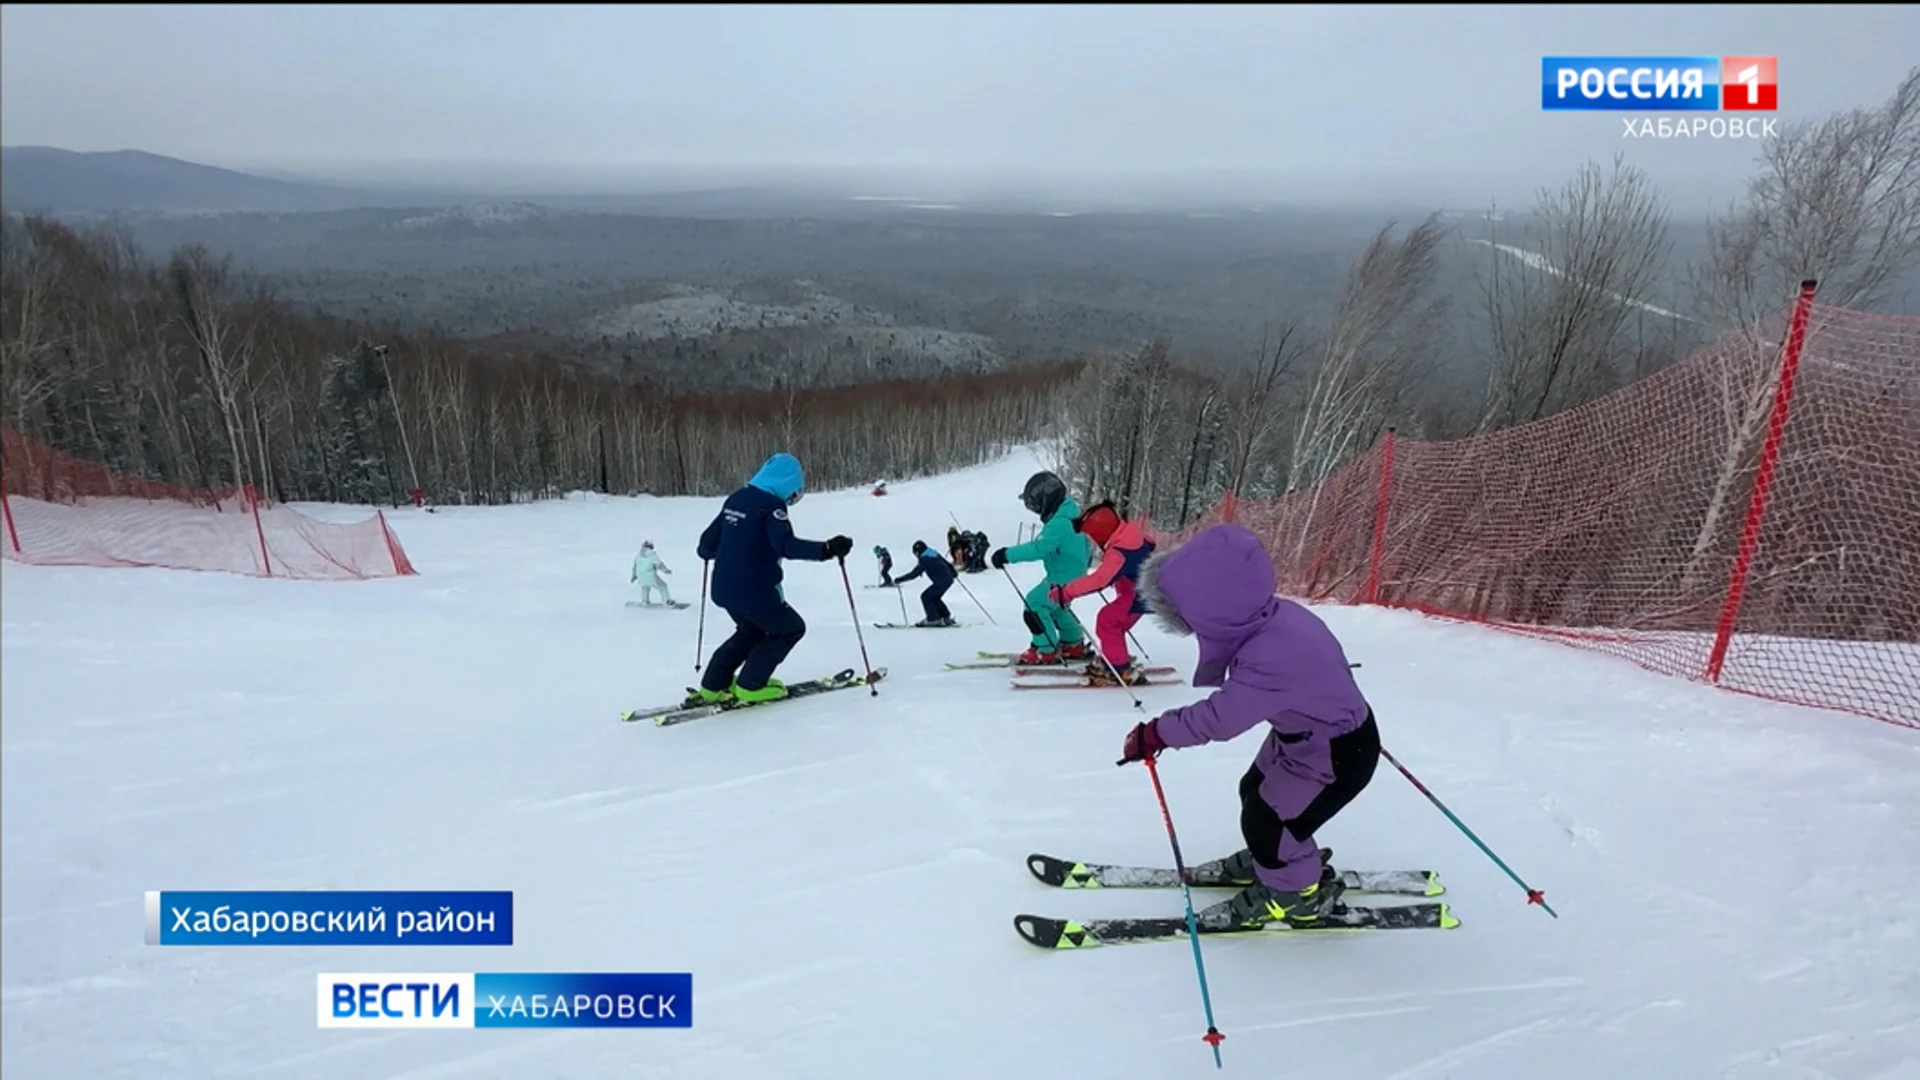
{"left": 1020, "top": 471, "right": 1067, "bottom": 520}
{"left": 912, "top": 540, "right": 928, "bottom": 555}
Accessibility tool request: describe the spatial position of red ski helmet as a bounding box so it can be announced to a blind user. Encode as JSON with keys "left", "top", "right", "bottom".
{"left": 1075, "top": 501, "right": 1122, "bottom": 548}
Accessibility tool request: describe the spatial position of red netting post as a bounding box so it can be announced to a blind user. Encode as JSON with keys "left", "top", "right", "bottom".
{"left": 247, "top": 484, "right": 274, "bottom": 578}
{"left": 1, "top": 487, "right": 19, "bottom": 555}
{"left": 1219, "top": 490, "right": 1237, "bottom": 525}
{"left": 1363, "top": 427, "right": 1397, "bottom": 606}
{"left": 1705, "top": 280, "right": 1819, "bottom": 685}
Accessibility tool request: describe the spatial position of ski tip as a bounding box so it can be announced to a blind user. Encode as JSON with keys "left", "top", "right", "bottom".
{"left": 1439, "top": 903, "right": 1460, "bottom": 929}
{"left": 1424, "top": 872, "right": 1445, "bottom": 897}
{"left": 1013, "top": 914, "right": 1094, "bottom": 949}
{"left": 1025, "top": 853, "right": 1069, "bottom": 886}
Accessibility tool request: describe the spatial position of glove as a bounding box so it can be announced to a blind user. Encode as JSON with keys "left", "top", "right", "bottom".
{"left": 990, "top": 547, "right": 1009, "bottom": 569}
{"left": 822, "top": 535, "right": 853, "bottom": 559}
{"left": 1048, "top": 584, "right": 1068, "bottom": 607}
{"left": 1120, "top": 720, "right": 1166, "bottom": 764}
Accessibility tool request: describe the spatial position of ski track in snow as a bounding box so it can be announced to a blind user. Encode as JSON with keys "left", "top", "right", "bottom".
{"left": 6, "top": 446, "right": 1920, "bottom": 1078}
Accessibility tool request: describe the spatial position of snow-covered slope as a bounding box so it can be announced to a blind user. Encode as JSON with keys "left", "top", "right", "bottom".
{"left": 5, "top": 448, "right": 1919, "bottom": 1079}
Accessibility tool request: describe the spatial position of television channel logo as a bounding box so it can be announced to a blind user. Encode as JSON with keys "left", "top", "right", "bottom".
{"left": 1542, "top": 57, "right": 1777, "bottom": 111}
{"left": 317, "top": 972, "right": 692, "bottom": 1029}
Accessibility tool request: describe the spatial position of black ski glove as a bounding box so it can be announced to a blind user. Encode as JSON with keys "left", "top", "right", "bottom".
{"left": 822, "top": 535, "right": 853, "bottom": 559}
{"left": 990, "top": 547, "right": 1009, "bottom": 569}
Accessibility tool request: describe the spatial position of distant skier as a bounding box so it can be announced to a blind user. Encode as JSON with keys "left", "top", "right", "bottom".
{"left": 947, "top": 526, "right": 968, "bottom": 568}
{"left": 891, "top": 540, "right": 957, "bottom": 627}
{"left": 872, "top": 480, "right": 889, "bottom": 497}
{"left": 630, "top": 540, "right": 677, "bottom": 607}
{"left": 990, "top": 470, "right": 1092, "bottom": 665}
{"left": 1048, "top": 501, "right": 1153, "bottom": 684}
{"left": 692, "top": 453, "right": 854, "bottom": 705}
{"left": 874, "top": 545, "right": 895, "bottom": 586}
{"left": 1119, "top": 523, "right": 1379, "bottom": 928}
{"left": 963, "top": 530, "right": 989, "bottom": 573}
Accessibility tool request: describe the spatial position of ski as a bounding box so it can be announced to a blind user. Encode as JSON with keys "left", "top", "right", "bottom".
{"left": 621, "top": 667, "right": 886, "bottom": 726}
{"left": 940, "top": 657, "right": 1167, "bottom": 672}
{"left": 1011, "top": 677, "right": 1166, "bottom": 690}
{"left": 1013, "top": 901, "right": 1457, "bottom": 949}
{"left": 1014, "top": 665, "right": 1176, "bottom": 678}
{"left": 872, "top": 622, "right": 975, "bottom": 630}
{"left": 1026, "top": 851, "right": 1443, "bottom": 897}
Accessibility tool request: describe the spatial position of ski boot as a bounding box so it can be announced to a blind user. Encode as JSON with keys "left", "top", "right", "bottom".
{"left": 915, "top": 616, "right": 957, "bottom": 628}
{"left": 1200, "top": 877, "right": 1346, "bottom": 930}
{"left": 1215, "top": 846, "right": 1337, "bottom": 887}
{"left": 730, "top": 679, "right": 788, "bottom": 704}
{"left": 1016, "top": 646, "right": 1062, "bottom": 666}
{"left": 1058, "top": 641, "right": 1092, "bottom": 662}
{"left": 684, "top": 685, "right": 732, "bottom": 707}
{"left": 1085, "top": 660, "right": 1148, "bottom": 686}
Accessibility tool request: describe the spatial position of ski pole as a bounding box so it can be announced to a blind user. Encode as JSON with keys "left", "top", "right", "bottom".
{"left": 1141, "top": 754, "right": 1226, "bottom": 1067}
{"left": 999, "top": 564, "right": 1062, "bottom": 654}
{"left": 1378, "top": 745, "right": 1555, "bottom": 918}
{"left": 1060, "top": 583, "right": 1145, "bottom": 710}
{"left": 951, "top": 570, "right": 996, "bottom": 624}
{"left": 837, "top": 557, "right": 879, "bottom": 695}
{"left": 897, "top": 583, "right": 909, "bottom": 624}
{"left": 695, "top": 560, "right": 710, "bottom": 670}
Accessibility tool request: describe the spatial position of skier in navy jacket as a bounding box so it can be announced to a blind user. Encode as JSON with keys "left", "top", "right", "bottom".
{"left": 891, "top": 540, "right": 958, "bottom": 626}
{"left": 693, "top": 453, "right": 852, "bottom": 703}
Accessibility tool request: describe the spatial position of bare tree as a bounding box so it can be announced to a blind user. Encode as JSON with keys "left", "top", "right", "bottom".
{"left": 1477, "top": 154, "right": 1674, "bottom": 430}
{"left": 1221, "top": 324, "right": 1302, "bottom": 497}
{"left": 171, "top": 245, "right": 263, "bottom": 492}
{"left": 1288, "top": 213, "right": 1449, "bottom": 492}
{"left": 1693, "top": 65, "right": 1920, "bottom": 331}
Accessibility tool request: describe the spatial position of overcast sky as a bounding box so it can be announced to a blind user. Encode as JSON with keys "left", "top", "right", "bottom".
{"left": 3, "top": 4, "right": 1916, "bottom": 211}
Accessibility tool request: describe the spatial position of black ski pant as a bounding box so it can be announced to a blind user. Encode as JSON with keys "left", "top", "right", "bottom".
{"left": 1239, "top": 711, "right": 1380, "bottom": 881}
{"left": 921, "top": 579, "right": 953, "bottom": 622}
{"left": 701, "top": 601, "right": 807, "bottom": 693}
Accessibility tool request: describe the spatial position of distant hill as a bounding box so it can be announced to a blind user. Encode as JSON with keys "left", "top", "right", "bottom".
{"left": 0, "top": 146, "right": 436, "bottom": 214}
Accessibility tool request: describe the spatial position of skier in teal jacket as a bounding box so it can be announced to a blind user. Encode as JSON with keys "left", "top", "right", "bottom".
{"left": 991, "top": 470, "right": 1093, "bottom": 665}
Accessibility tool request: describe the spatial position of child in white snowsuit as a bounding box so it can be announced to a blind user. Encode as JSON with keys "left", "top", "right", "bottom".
{"left": 631, "top": 541, "right": 675, "bottom": 606}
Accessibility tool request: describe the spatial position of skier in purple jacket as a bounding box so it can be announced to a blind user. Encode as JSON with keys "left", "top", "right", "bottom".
{"left": 1120, "top": 522, "right": 1380, "bottom": 928}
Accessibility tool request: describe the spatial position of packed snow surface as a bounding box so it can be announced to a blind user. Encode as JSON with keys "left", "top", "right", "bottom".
{"left": 5, "top": 448, "right": 1919, "bottom": 1078}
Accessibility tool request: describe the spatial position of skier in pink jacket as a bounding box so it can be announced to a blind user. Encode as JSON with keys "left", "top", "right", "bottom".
{"left": 1048, "top": 500, "right": 1154, "bottom": 685}
{"left": 1119, "top": 522, "right": 1380, "bottom": 928}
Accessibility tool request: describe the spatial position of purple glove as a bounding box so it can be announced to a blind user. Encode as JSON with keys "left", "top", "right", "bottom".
{"left": 1120, "top": 720, "right": 1166, "bottom": 764}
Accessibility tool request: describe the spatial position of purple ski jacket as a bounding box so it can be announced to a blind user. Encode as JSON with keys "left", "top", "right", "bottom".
{"left": 1142, "top": 524, "right": 1370, "bottom": 787}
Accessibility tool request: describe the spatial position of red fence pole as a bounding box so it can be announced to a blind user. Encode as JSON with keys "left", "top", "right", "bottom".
{"left": 1363, "top": 427, "right": 1397, "bottom": 606}
{"left": 1219, "top": 490, "right": 1237, "bottom": 525}
{"left": 248, "top": 484, "right": 274, "bottom": 578}
{"left": 1705, "top": 280, "right": 1818, "bottom": 684}
{"left": 1, "top": 487, "right": 19, "bottom": 555}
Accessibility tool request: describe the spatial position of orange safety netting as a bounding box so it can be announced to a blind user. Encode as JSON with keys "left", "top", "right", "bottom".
{"left": 1173, "top": 285, "right": 1920, "bottom": 729}
{"left": 2, "top": 429, "right": 416, "bottom": 580}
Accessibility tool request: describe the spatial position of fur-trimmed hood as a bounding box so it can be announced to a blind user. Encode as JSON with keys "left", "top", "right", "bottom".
{"left": 1138, "top": 524, "right": 1281, "bottom": 686}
